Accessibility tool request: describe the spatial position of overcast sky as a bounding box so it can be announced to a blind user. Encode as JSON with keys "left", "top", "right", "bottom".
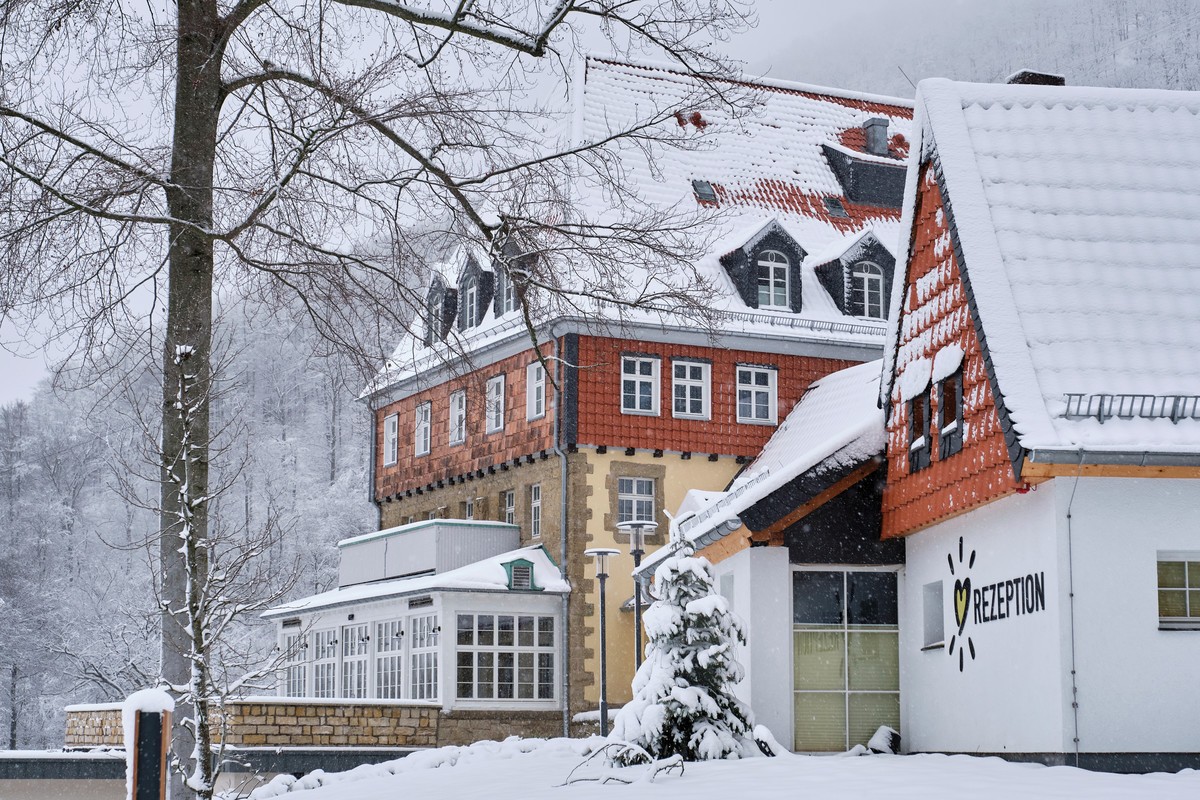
{"left": 2, "top": 0, "right": 1192, "bottom": 405}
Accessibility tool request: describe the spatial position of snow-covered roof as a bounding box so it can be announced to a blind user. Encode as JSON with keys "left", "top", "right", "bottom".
{"left": 370, "top": 59, "right": 911, "bottom": 395}
{"left": 886, "top": 79, "right": 1200, "bottom": 454}
{"left": 263, "top": 545, "right": 568, "bottom": 619}
{"left": 579, "top": 58, "right": 912, "bottom": 231}
{"left": 640, "top": 360, "right": 885, "bottom": 577}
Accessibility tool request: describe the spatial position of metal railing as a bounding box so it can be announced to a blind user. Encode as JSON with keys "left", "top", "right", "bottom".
{"left": 677, "top": 469, "right": 770, "bottom": 535}
{"left": 1062, "top": 393, "right": 1200, "bottom": 424}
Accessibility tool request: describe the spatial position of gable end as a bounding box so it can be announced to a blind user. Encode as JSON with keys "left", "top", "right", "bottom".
{"left": 931, "top": 160, "right": 1024, "bottom": 481}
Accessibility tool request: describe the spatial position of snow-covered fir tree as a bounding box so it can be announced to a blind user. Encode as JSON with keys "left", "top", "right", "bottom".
{"left": 611, "top": 539, "right": 752, "bottom": 763}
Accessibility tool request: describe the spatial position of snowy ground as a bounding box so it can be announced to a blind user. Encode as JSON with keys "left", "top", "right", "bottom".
{"left": 242, "top": 737, "right": 1200, "bottom": 800}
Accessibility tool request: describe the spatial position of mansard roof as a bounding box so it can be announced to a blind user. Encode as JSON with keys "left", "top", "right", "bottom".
{"left": 371, "top": 60, "right": 912, "bottom": 396}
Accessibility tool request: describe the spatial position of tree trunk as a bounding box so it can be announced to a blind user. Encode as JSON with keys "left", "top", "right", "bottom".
{"left": 160, "top": 0, "right": 220, "bottom": 794}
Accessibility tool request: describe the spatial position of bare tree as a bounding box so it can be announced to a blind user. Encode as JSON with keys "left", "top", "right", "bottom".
{"left": 0, "top": 0, "right": 751, "bottom": 795}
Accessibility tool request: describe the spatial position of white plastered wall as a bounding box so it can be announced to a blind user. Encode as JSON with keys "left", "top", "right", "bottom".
{"left": 711, "top": 545, "right": 792, "bottom": 748}
{"left": 1059, "top": 476, "right": 1200, "bottom": 753}
{"left": 900, "top": 485, "right": 1070, "bottom": 754}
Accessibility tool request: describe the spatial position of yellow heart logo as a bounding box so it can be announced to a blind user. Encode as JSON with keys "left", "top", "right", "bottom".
{"left": 954, "top": 578, "right": 971, "bottom": 633}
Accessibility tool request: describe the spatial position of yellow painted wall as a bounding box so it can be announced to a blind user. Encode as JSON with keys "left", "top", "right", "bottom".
{"left": 576, "top": 448, "right": 742, "bottom": 706}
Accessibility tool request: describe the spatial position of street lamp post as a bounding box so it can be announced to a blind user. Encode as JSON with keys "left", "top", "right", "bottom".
{"left": 616, "top": 520, "right": 658, "bottom": 670}
{"left": 585, "top": 547, "right": 620, "bottom": 737}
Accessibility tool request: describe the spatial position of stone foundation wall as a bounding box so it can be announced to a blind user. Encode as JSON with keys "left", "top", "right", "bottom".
{"left": 434, "top": 709, "right": 568, "bottom": 746}
{"left": 63, "top": 705, "right": 124, "bottom": 747}
{"left": 217, "top": 701, "right": 439, "bottom": 748}
{"left": 65, "top": 702, "right": 572, "bottom": 750}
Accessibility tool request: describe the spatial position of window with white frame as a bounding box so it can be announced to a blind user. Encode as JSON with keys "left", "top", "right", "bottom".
{"left": 283, "top": 632, "right": 307, "bottom": 696}
{"left": 375, "top": 620, "right": 404, "bottom": 699}
{"left": 463, "top": 279, "right": 478, "bottom": 328}
{"left": 922, "top": 581, "right": 945, "bottom": 649}
{"left": 621, "top": 356, "right": 660, "bottom": 415}
{"left": 410, "top": 614, "right": 440, "bottom": 700}
{"left": 530, "top": 484, "right": 541, "bottom": 539}
{"left": 757, "top": 250, "right": 790, "bottom": 309}
{"left": 617, "top": 477, "right": 655, "bottom": 524}
{"left": 503, "top": 490, "right": 515, "bottom": 525}
{"left": 671, "top": 361, "right": 710, "bottom": 419}
{"left": 736, "top": 366, "right": 777, "bottom": 424}
{"left": 455, "top": 614, "right": 555, "bottom": 700}
{"left": 341, "top": 623, "right": 369, "bottom": 698}
{"left": 463, "top": 498, "right": 475, "bottom": 520}
{"left": 497, "top": 270, "right": 516, "bottom": 315}
{"left": 449, "top": 390, "right": 466, "bottom": 445}
{"left": 486, "top": 375, "right": 506, "bottom": 433}
{"left": 792, "top": 569, "right": 899, "bottom": 751}
{"left": 383, "top": 413, "right": 399, "bottom": 466}
{"left": 526, "top": 362, "right": 546, "bottom": 420}
{"left": 852, "top": 262, "right": 885, "bottom": 318}
{"left": 1158, "top": 555, "right": 1200, "bottom": 629}
{"left": 415, "top": 402, "right": 431, "bottom": 456}
{"left": 312, "top": 629, "right": 338, "bottom": 699}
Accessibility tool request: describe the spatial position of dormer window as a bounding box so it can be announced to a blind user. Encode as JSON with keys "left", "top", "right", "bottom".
{"left": 424, "top": 276, "right": 456, "bottom": 345}
{"left": 757, "top": 250, "right": 790, "bottom": 310}
{"left": 496, "top": 270, "right": 516, "bottom": 316}
{"left": 852, "top": 262, "right": 885, "bottom": 318}
{"left": 462, "top": 279, "right": 479, "bottom": 329}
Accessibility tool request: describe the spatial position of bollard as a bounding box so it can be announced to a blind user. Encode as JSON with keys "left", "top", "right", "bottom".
{"left": 130, "top": 707, "right": 171, "bottom": 800}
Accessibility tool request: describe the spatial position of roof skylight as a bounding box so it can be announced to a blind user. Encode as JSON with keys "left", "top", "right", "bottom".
{"left": 692, "top": 179, "right": 717, "bottom": 203}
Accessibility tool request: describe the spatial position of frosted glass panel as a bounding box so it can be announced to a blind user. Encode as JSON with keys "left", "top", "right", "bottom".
{"left": 793, "top": 631, "right": 845, "bottom": 691}
{"left": 848, "top": 632, "right": 899, "bottom": 691}
{"left": 848, "top": 693, "right": 900, "bottom": 748}
{"left": 1159, "top": 590, "right": 1186, "bottom": 617}
{"left": 1158, "top": 561, "right": 1185, "bottom": 588}
{"left": 794, "top": 693, "right": 846, "bottom": 752}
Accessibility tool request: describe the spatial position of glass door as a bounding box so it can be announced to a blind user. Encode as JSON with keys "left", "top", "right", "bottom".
{"left": 792, "top": 569, "right": 899, "bottom": 751}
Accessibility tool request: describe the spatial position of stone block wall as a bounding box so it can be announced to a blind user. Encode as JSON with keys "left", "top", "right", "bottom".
{"left": 434, "top": 709, "right": 567, "bottom": 746}
{"left": 65, "top": 701, "right": 572, "bottom": 750}
{"left": 216, "top": 701, "right": 439, "bottom": 748}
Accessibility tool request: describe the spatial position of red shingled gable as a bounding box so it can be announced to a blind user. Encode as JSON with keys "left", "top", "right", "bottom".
{"left": 882, "top": 163, "right": 1021, "bottom": 538}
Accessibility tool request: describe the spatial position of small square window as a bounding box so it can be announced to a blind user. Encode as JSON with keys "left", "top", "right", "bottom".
{"left": 1158, "top": 554, "right": 1200, "bottom": 629}
{"left": 736, "top": 366, "right": 777, "bottom": 424}
{"left": 621, "top": 356, "right": 660, "bottom": 416}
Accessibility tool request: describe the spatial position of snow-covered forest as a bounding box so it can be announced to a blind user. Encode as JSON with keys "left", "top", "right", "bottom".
{"left": 1, "top": 0, "right": 1198, "bottom": 754}
{"left": 0, "top": 299, "right": 373, "bottom": 747}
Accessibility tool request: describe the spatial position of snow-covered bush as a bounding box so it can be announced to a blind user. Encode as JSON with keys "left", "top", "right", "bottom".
{"left": 611, "top": 540, "right": 752, "bottom": 763}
